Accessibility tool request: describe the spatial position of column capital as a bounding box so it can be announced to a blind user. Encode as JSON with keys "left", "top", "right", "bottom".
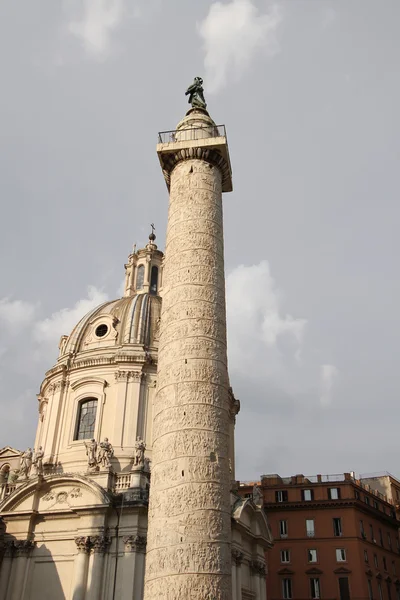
{"left": 250, "top": 559, "right": 267, "bottom": 577}
{"left": 91, "top": 535, "right": 111, "bottom": 554}
{"left": 13, "top": 539, "right": 35, "bottom": 557}
{"left": 232, "top": 549, "right": 244, "bottom": 565}
{"left": 75, "top": 536, "right": 92, "bottom": 554}
{"left": 123, "top": 535, "right": 147, "bottom": 553}
{"left": 3, "top": 540, "right": 16, "bottom": 558}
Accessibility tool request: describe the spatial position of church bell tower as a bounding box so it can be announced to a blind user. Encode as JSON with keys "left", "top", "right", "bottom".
{"left": 144, "top": 81, "right": 233, "bottom": 599}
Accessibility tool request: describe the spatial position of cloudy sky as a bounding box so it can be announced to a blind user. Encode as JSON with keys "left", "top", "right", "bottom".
{"left": 0, "top": 0, "right": 399, "bottom": 482}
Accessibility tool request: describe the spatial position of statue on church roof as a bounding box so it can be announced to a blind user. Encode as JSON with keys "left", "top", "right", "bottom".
{"left": 185, "top": 77, "right": 207, "bottom": 110}
{"left": 97, "top": 438, "right": 114, "bottom": 469}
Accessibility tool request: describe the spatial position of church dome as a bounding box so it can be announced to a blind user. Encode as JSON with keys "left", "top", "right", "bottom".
{"left": 58, "top": 231, "right": 164, "bottom": 359}
{"left": 60, "top": 293, "right": 162, "bottom": 357}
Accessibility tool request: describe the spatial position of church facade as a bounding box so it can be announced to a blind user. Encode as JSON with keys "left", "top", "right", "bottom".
{"left": 0, "top": 99, "right": 272, "bottom": 600}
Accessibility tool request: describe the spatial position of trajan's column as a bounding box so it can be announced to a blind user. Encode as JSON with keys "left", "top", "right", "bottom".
{"left": 144, "top": 78, "right": 233, "bottom": 599}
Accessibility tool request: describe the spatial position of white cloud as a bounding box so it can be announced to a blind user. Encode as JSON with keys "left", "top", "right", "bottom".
{"left": 67, "top": 0, "right": 126, "bottom": 59}
{"left": 0, "top": 298, "right": 37, "bottom": 332}
{"left": 198, "top": 0, "right": 282, "bottom": 93}
{"left": 34, "top": 285, "right": 108, "bottom": 345}
{"left": 319, "top": 363, "right": 339, "bottom": 407}
{"left": 226, "top": 260, "right": 307, "bottom": 378}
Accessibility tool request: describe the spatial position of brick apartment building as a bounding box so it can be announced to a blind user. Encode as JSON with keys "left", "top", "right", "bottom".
{"left": 240, "top": 472, "right": 400, "bottom": 600}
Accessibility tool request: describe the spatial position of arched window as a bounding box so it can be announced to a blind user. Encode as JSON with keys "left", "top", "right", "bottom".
{"left": 74, "top": 398, "right": 98, "bottom": 440}
{"left": 136, "top": 265, "right": 145, "bottom": 290}
{"left": 150, "top": 266, "right": 158, "bottom": 295}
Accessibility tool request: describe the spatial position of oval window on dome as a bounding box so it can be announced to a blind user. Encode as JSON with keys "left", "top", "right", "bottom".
{"left": 136, "top": 265, "right": 145, "bottom": 290}
{"left": 95, "top": 324, "right": 108, "bottom": 338}
{"left": 150, "top": 266, "right": 158, "bottom": 295}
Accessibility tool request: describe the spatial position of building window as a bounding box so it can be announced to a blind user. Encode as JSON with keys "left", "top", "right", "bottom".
{"left": 282, "top": 578, "right": 292, "bottom": 599}
{"left": 388, "top": 534, "right": 393, "bottom": 550}
{"left": 355, "top": 490, "right": 360, "bottom": 500}
{"left": 378, "top": 581, "right": 383, "bottom": 600}
{"left": 310, "top": 578, "right": 321, "bottom": 599}
{"left": 383, "top": 557, "right": 388, "bottom": 571}
{"left": 367, "top": 580, "right": 373, "bottom": 600}
{"left": 360, "top": 520, "right": 366, "bottom": 538}
{"left": 388, "top": 581, "right": 393, "bottom": 600}
{"left": 380, "top": 529, "right": 384, "bottom": 547}
{"left": 365, "top": 496, "right": 370, "bottom": 506}
{"left": 396, "top": 586, "right": 400, "bottom": 600}
{"left": 74, "top": 398, "right": 98, "bottom": 440}
{"left": 306, "top": 519, "right": 315, "bottom": 537}
{"left": 373, "top": 500, "right": 379, "bottom": 510}
{"left": 150, "top": 266, "right": 158, "bottom": 295}
{"left": 364, "top": 550, "right": 369, "bottom": 563}
{"left": 279, "top": 520, "right": 288, "bottom": 538}
{"left": 280, "top": 550, "right": 290, "bottom": 563}
{"left": 329, "top": 487, "right": 340, "bottom": 500}
{"left": 336, "top": 548, "right": 347, "bottom": 562}
{"left": 303, "top": 489, "right": 313, "bottom": 501}
{"left": 333, "top": 518, "right": 342, "bottom": 537}
{"left": 276, "top": 490, "right": 289, "bottom": 503}
{"left": 374, "top": 554, "right": 378, "bottom": 568}
{"left": 370, "top": 524, "right": 375, "bottom": 542}
{"left": 338, "top": 577, "right": 350, "bottom": 600}
{"left": 136, "top": 265, "right": 145, "bottom": 290}
{"left": 308, "top": 549, "right": 318, "bottom": 563}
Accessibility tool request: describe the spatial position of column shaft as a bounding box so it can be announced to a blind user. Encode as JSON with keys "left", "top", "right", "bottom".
{"left": 9, "top": 556, "right": 28, "bottom": 600}
{"left": 236, "top": 563, "right": 242, "bottom": 600}
{"left": 231, "top": 562, "right": 237, "bottom": 600}
{"left": 0, "top": 550, "right": 13, "bottom": 600}
{"left": 72, "top": 537, "right": 91, "bottom": 600}
{"left": 145, "top": 154, "right": 232, "bottom": 600}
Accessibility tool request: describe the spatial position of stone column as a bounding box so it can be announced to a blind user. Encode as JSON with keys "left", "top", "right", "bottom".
{"left": 0, "top": 542, "right": 15, "bottom": 600}
{"left": 231, "top": 552, "right": 237, "bottom": 600}
{"left": 72, "top": 537, "right": 91, "bottom": 600}
{"left": 86, "top": 536, "right": 111, "bottom": 600}
{"left": 259, "top": 563, "right": 267, "bottom": 600}
{"left": 145, "top": 110, "right": 233, "bottom": 600}
{"left": 250, "top": 560, "right": 266, "bottom": 600}
{"left": 233, "top": 550, "right": 243, "bottom": 600}
{"left": 122, "top": 536, "right": 147, "bottom": 600}
{"left": 8, "top": 540, "right": 35, "bottom": 600}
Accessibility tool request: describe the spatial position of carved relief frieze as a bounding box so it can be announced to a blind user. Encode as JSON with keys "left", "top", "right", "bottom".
{"left": 115, "top": 370, "right": 143, "bottom": 382}
{"left": 152, "top": 428, "right": 229, "bottom": 459}
{"left": 153, "top": 401, "right": 229, "bottom": 436}
{"left": 42, "top": 486, "right": 82, "bottom": 506}
{"left": 144, "top": 575, "right": 231, "bottom": 600}
{"left": 145, "top": 542, "right": 231, "bottom": 578}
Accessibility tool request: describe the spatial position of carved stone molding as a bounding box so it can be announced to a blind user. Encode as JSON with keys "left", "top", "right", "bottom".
{"left": 161, "top": 147, "right": 231, "bottom": 193}
{"left": 75, "top": 536, "right": 92, "bottom": 554}
{"left": 123, "top": 535, "right": 147, "bottom": 553}
{"left": 13, "top": 539, "right": 36, "bottom": 557}
{"left": 115, "top": 370, "right": 143, "bottom": 382}
{"left": 91, "top": 535, "right": 111, "bottom": 554}
{"left": 232, "top": 549, "right": 244, "bottom": 565}
{"left": 250, "top": 559, "right": 267, "bottom": 577}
